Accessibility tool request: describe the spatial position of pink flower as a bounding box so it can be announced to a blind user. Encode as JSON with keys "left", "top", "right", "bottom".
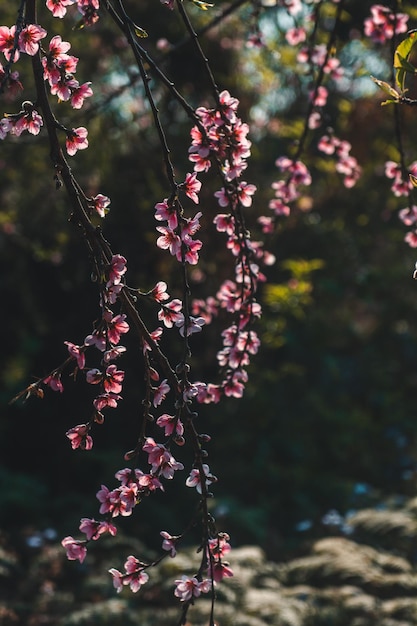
{"left": 405, "top": 231, "right": 417, "bottom": 248}
{"left": 18, "top": 24, "right": 47, "bottom": 56}
{"left": 156, "top": 413, "right": 184, "bottom": 438}
{"left": 156, "top": 226, "right": 181, "bottom": 256}
{"left": 61, "top": 536, "right": 87, "bottom": 562}
{"left": 46, "top": 0, "right": 75, "bottom": 18}
{"left": 142, "top": 438, "right": 184, "bottom": 478}
{"left": 64, "top": 341, "right": 85, "bottom": 369}
{"left": 182, "top": 212, "right": 202, "bottom": 237}
{"left": 285, "top": 27, "right": 306, "bottom": 45}
{"left": 210, "top": 561, "right": 234, "bottom": 582}
{"left": 160, "top": 531, "right": 178, "bottom": 557}
{"left": 44, "top": 372, "right": 64, "bottom": 393}
{"left": 178, "top": 235, "right": 202, "bottom": 265}
{"left": 93, "top": 392, "right": 122, "bottom": 411}
{"left": 186, "top": 464, "right": 217, "bottom": 494}
{"left": 399, "top": 206, "right": 417, "bottom": 227}
{"left": 66, "top": 424, "right": 93, "bottom": 450}
{"left": 174, "top": 576, "right": 212, "bottom": 602}
{"left": 175, "top": 315, "right": 205, "bottom": 337}
{"left": 103, "top": 345, "right": 126, "bottom": 363}
{"left": 311, "top": 85, "right": 328, "bottom": 108}
{"left": 66, "top": 127, "right": 88, "bottom": 156}
{"left": 70, "top": 82, "right": 93, "bottom": 109}
{"left": 151, "top": 281, "right": 170, "bottom": 302}
{"left": 104, "top": 364, "right": 124, "bottom": 394}
{"left": 106, "top": 313, "right": 129, "bottom": 345}
{"left": 364, "top": 4, "right": 408, "bottom": 43}
{"left": 182, "top": 172, "right": 201, "bottom": 204}
{"left": 109, "top": 556, "right": 149, "bottom": 593}
{"left": 108, "top": 568, "right": 124, "bottom": 592}
{"left": 86, "top": 368, "right": 103, "bottom": 384}
{"left": 91, "top": 193, "right": 110, "bottom": 217}
{"left": 237, "top": 181, "right": 256, "bottom": 207}
{"left": 155, "top": 199, "right": 178, "bottom": 230}
{"left": 12, "top": 107, "right": 43, "bottom": 136}
{"left": 0, "top": 26, "right": 19, "bottom": 62}
{"left": 107, "top": 254, "right": 127, "bottom": 287}
{"left": 158, "top": 299, "right": 183, "bottom": 328}
{"left": 84, "top": 331, "right": 106, "bottom": 352}
{"left": 152, "top": 379, "right": 170, "bottom": 406}
{"left": 79, "top": 518, "right": 117, "bottom": 540}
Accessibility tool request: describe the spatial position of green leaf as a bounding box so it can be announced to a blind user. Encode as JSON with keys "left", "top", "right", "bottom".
{"left": 370, "top": 76, "right": 400, "bottom": 100}
{"left": 394, "top": 30, "right": 417, "bottom": 91}
{"left": 134, "top": 24, "right": 148, "bottom": 38}
{"left": 190, "top": 0, "right": 214, "bottom": 9}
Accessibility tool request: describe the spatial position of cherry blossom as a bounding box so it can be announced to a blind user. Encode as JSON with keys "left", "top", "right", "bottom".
{"left": 154, "top": 199, "right": 178, "bottom": 230}
{"left": 158, "top": 299, "right": 183, "bottom": 328}
{"left": 156, "top": 226, "right": 182, "bottom": 256}
{"left": 182, "top": 172, "right": 202, "bottom": 204}
{"left": 186, "top": 464, "right": 217, "bottom": 494}
{"left": 79, "top": 518, "right": 117, "bottom": 540}
{"left": 44, "top": 372, "right": 64, "bottom": 393}
{"left": 364, "top": 4, "right": 408, "bottom": 44}
{"left": 103, "top": 365, "right": 124, "bottom": 394}
{"left": 0, "top": 26, "right": 19, "bottom": 62}
{"left": 66, "top": 424, "right": 93, "bottom": 450}
{"left": 160, "top": 531, "right": 178, "bottom": 557}
{"left": 19, "top": 25, "right": 47, "bottom": 56}
{"left": 156, "top": 413, "right": 184, "bottom": 438}
{"left": 109, "top": 556, "right": 149, "bottom": 593}
{"left": 61, "top": 536, "right": 87, "bottom": 563}
{"left": 107, "top": 254, "right": 127, "bottom": 287}
{"left": 46, "top": 0, "right": 76, "bottom": 18}
{"left": 174, "top": 576, "right": 212, "bottom": 602}
{"left": 65, "top": 127, "right": 89, "bottom": 156}
{"left": 151, "top": 281, "right": 170, "bottom": 302}
{"left": 152, "top": 379, "right": 170, "bottom": 406}
{"left": 64, "top": 341, "right": 85, "bottom": 369}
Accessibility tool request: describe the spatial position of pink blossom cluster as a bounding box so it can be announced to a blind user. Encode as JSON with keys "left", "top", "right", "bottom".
{"left": 174, "top": 575, "right": 212, "bottom": 602}
{"left": 381, "top": 160, "right": 417, "bottom": 248}
{"left": 364, "top": 4, "right": 408, "bottom": 44}
{"left": 169, "top": 532, "right": 232, "bottom": 602}
{"left": 318, "top": 133, "right": 362, "bottom": 188}
{"left": 109, "top": 555, "right": 149, "bottom": 593}
{"left": 42, "top": 35, "right": 93, "bottom": 110}
{"left": 0, "top": 102, "right": 43, "bottom": 138}
{"left": 155, "top": 196, "right": 203, "bottom": 266}
{"left": 41, "top": 254, "right": 128, "bottom": 449}
{"left": 269, "top": 157, "right": 312, "bottom": 217}
{"left": 297, "top": 44, "right": 344, "bottom": 82}
{"left": 385, "top": 160, "right": 417, "bottom": 198}
{"left": 0, "top": 23, "right": 46, "bottom": 61}
{"left": 46, "top": 0, "right": 100, "bottom": 25}
{"left": 207, "top": 533, "right": 233, "bottom": 582}
{"left": 0, "top": 23, "right": 93, "bottom": 154}
{"left": 187, "top": 91, "right": 268, "bottom": 400}
{"left": 66, "top": 438, "right": 184, "bottom": 562}
{"left": 189, "top": 90, "right": 252, "bottom": 180}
